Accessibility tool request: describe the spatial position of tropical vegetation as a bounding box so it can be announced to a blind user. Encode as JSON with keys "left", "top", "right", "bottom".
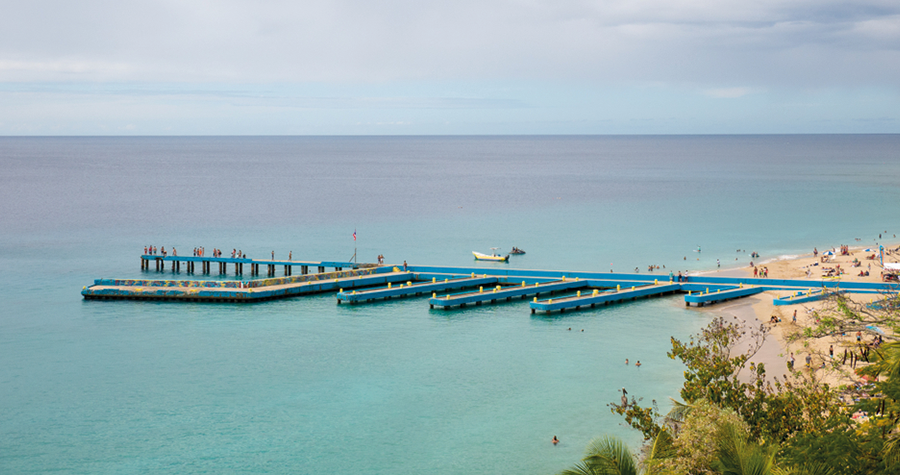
{"left": 558, "top": 292, "right": 900, "bottom": 474}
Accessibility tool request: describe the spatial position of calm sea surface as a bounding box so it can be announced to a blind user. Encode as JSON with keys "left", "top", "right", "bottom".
{"left": 1, "top": 135, "right": 899, "bottom": 473}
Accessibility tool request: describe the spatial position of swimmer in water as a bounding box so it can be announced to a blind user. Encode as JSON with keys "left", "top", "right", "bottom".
{"left": 625, "top": 358, "right": 629, "bottom": 365}
{"left": 635, "top": 361, "right": 642, "bottom": 367}
{"left": 552, "top": 436, "right": 559, "bottom": 445}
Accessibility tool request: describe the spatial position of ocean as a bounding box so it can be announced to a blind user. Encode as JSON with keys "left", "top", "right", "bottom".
{"left": 1, "top": 135, "right": 899, "bottom": 474}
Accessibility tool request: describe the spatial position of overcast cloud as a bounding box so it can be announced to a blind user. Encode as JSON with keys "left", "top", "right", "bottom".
{"left": 1, "top": 0, "right": 898, "bottom": 134}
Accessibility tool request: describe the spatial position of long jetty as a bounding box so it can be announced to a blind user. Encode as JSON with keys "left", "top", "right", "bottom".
{"left": 139, "top": 254, "right": 357, "bottom": 276}
{"left": 83, "top": 260, "right": 899, "bottom": 311}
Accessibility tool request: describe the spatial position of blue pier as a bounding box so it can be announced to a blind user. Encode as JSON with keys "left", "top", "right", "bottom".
{"left": 530, "top": 282, "right": 681, "bottom": 313}
{"left": 336, "top": 275, "right": 499, "bottom": 304}
{"left": 428, "top": 278, "right": 589, "bottom": 309}
{"left": 84, "top": 260, "right": 900, "bottom": 310}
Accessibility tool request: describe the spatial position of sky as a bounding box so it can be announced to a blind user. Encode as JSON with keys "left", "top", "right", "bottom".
{"left": 1, "top": 0, "right": 898, "bottom": 135}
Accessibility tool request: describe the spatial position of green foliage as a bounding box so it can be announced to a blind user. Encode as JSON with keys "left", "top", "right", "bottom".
{"left": 713, "top": 423, "right": 778, "bottom": 475}
{"left": 660, "top": 400, "right": 749, "bottom": 474}
{"left": 608, "top": 397, "right": 661, "bottom": 441}
{"left": 558, "top": 436, "right": 638, "bottom": 475}
{"left": 572, "top": 291, "right": 900, "bottom": 475}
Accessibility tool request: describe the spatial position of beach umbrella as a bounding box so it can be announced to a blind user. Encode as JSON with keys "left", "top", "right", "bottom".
{"left": 823, "top": 250, "right": 834, "bottom": 256}
{"left": 864, "top": 248, "right": 874, "bottom": 252}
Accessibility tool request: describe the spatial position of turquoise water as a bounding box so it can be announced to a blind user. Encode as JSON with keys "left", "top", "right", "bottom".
{"left": 2, "top": 135, "right": 899, "bottom": 473}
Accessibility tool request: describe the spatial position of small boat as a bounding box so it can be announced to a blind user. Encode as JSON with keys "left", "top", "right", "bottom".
{"left": 510, "top": 247, "right": 526, "bottom": 255}
{"left": 473, "top": 248, "right": 510, "bottom": 262}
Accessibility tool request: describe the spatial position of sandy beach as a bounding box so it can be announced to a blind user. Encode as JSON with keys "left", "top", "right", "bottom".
{"left": 702, "top": 241, "right": 900, "bottom": 389}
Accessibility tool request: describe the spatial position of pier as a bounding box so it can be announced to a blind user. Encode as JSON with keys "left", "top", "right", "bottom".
{"left": 139, "top": 254, "right": 358, "bottom": 276}
{"left": 84, "top": 260, "right": 900, "bottom": 311}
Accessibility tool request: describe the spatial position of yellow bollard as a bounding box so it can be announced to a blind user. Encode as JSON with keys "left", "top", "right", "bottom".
{"left": 432, "top": 292, "right": 436, "bottom": 298}
{"left": 445, "top": 278, "right": 448, "bottom": 283}
{"left": 632, "top": 286, "right": 635, "bottom": 291}
{"left": 717, "top": 288, "right": 720, "bottom": 293}
{"left": 577, "top": 290, "right": 581, "bottom": 297}
{"left": 496, "top": 285, "right": 501, "bottom": 291}
{"left": 472, "top": 273, "right": 475, "bottom": 278}
{"left": 483, "top": 274, "right": 487, "bottom": 278}
{"left": 789, "top": 294, "right": 793, "bottom": 300}
{"left": 740, "top": 283, "right": 743, "bottom": 288}
{"left": 493, "top": 288, "right": 497, "bottom": 293}
{"left": 522, "top": 281, "right": 525, "bottom": 287}
{"left": 575, "top": 277, "right": 579, "bottom": 281}
{"left": 353, "top": 290, "right": 356, "bottom": 294}
{"left": 432, "top": 277, "right": 436, "bottom": 283}
{"left": 562, "top": 276, "right": 566, "bottom": 282}
{"left": 535, "top": 282, "right": 539, "bottom": 287}
{"left": 388, "top": 282, "right": 391, "bottom": 289}
{"left": 654, "top": 279, "right": 658, "bottom": 285}
{"left": 705, "top": 288, "right": 709, "bottom": 294}
{"left": 549, "top": 299, "right": 553, "bottom": 304}
{"left": 407, "top": 281, "right": 411, "bottom": 286}
{"left": 480, "top": 286, "right": 483, "bottom": 293}
{"left": 533, "top": 297, "right": 537, "bottom": 303}
{"left": 617, "top": 284, "right": 621, "bottom": 291}
{"left": 339, "top": 288, "right": 343, "bottom": 293}
{"left": 689, "top": 290, "right": 692, "bottom": 295}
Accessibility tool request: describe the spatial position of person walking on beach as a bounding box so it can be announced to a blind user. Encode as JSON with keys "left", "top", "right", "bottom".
{"left": 829, "top": 345, "right": 834, "bottom": 358}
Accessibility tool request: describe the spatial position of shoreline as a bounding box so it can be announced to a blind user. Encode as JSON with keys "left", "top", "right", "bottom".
{"left": 699, "top": 240, "right": 900, "bottom": 389}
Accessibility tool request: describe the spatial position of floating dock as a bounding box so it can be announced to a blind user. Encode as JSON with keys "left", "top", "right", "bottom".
{"left": 336, "top": 275, "right": 498, "bottom": 304}
{"left": 83, "top": 260, "right": 900, "bottom": 312}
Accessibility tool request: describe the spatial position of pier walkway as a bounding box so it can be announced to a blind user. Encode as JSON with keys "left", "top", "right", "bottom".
{"left": 140, "top": 254, "right": 359, "bottom": 276}
{"left": 84, "top": 261, "right": 899, "bottom": 312}
{"left": 336, "top": 276, "right": 498, "bottom": 304}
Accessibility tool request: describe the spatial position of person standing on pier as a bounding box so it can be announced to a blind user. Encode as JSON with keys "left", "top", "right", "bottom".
{"left": 403, "top": 260, "right": 407, "bottom": 271}
{"left": 272, "top": 250, "right": 274, "bottom": 260}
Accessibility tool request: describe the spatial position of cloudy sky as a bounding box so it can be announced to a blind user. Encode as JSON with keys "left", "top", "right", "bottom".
{"left": 1, "top": 0, "right": 898, "bottom": 134}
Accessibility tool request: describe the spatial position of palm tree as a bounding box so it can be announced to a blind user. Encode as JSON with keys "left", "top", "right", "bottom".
{"left": 713, "top": 423, "right": 778, "bottom": 475}
{"left": 558, "top": 436, "right": 638, "bottom": 475}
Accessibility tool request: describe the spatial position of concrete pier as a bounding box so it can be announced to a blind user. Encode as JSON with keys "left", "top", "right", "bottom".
{"left": 85, "top": 261, "right": 900, "bottom": 310}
